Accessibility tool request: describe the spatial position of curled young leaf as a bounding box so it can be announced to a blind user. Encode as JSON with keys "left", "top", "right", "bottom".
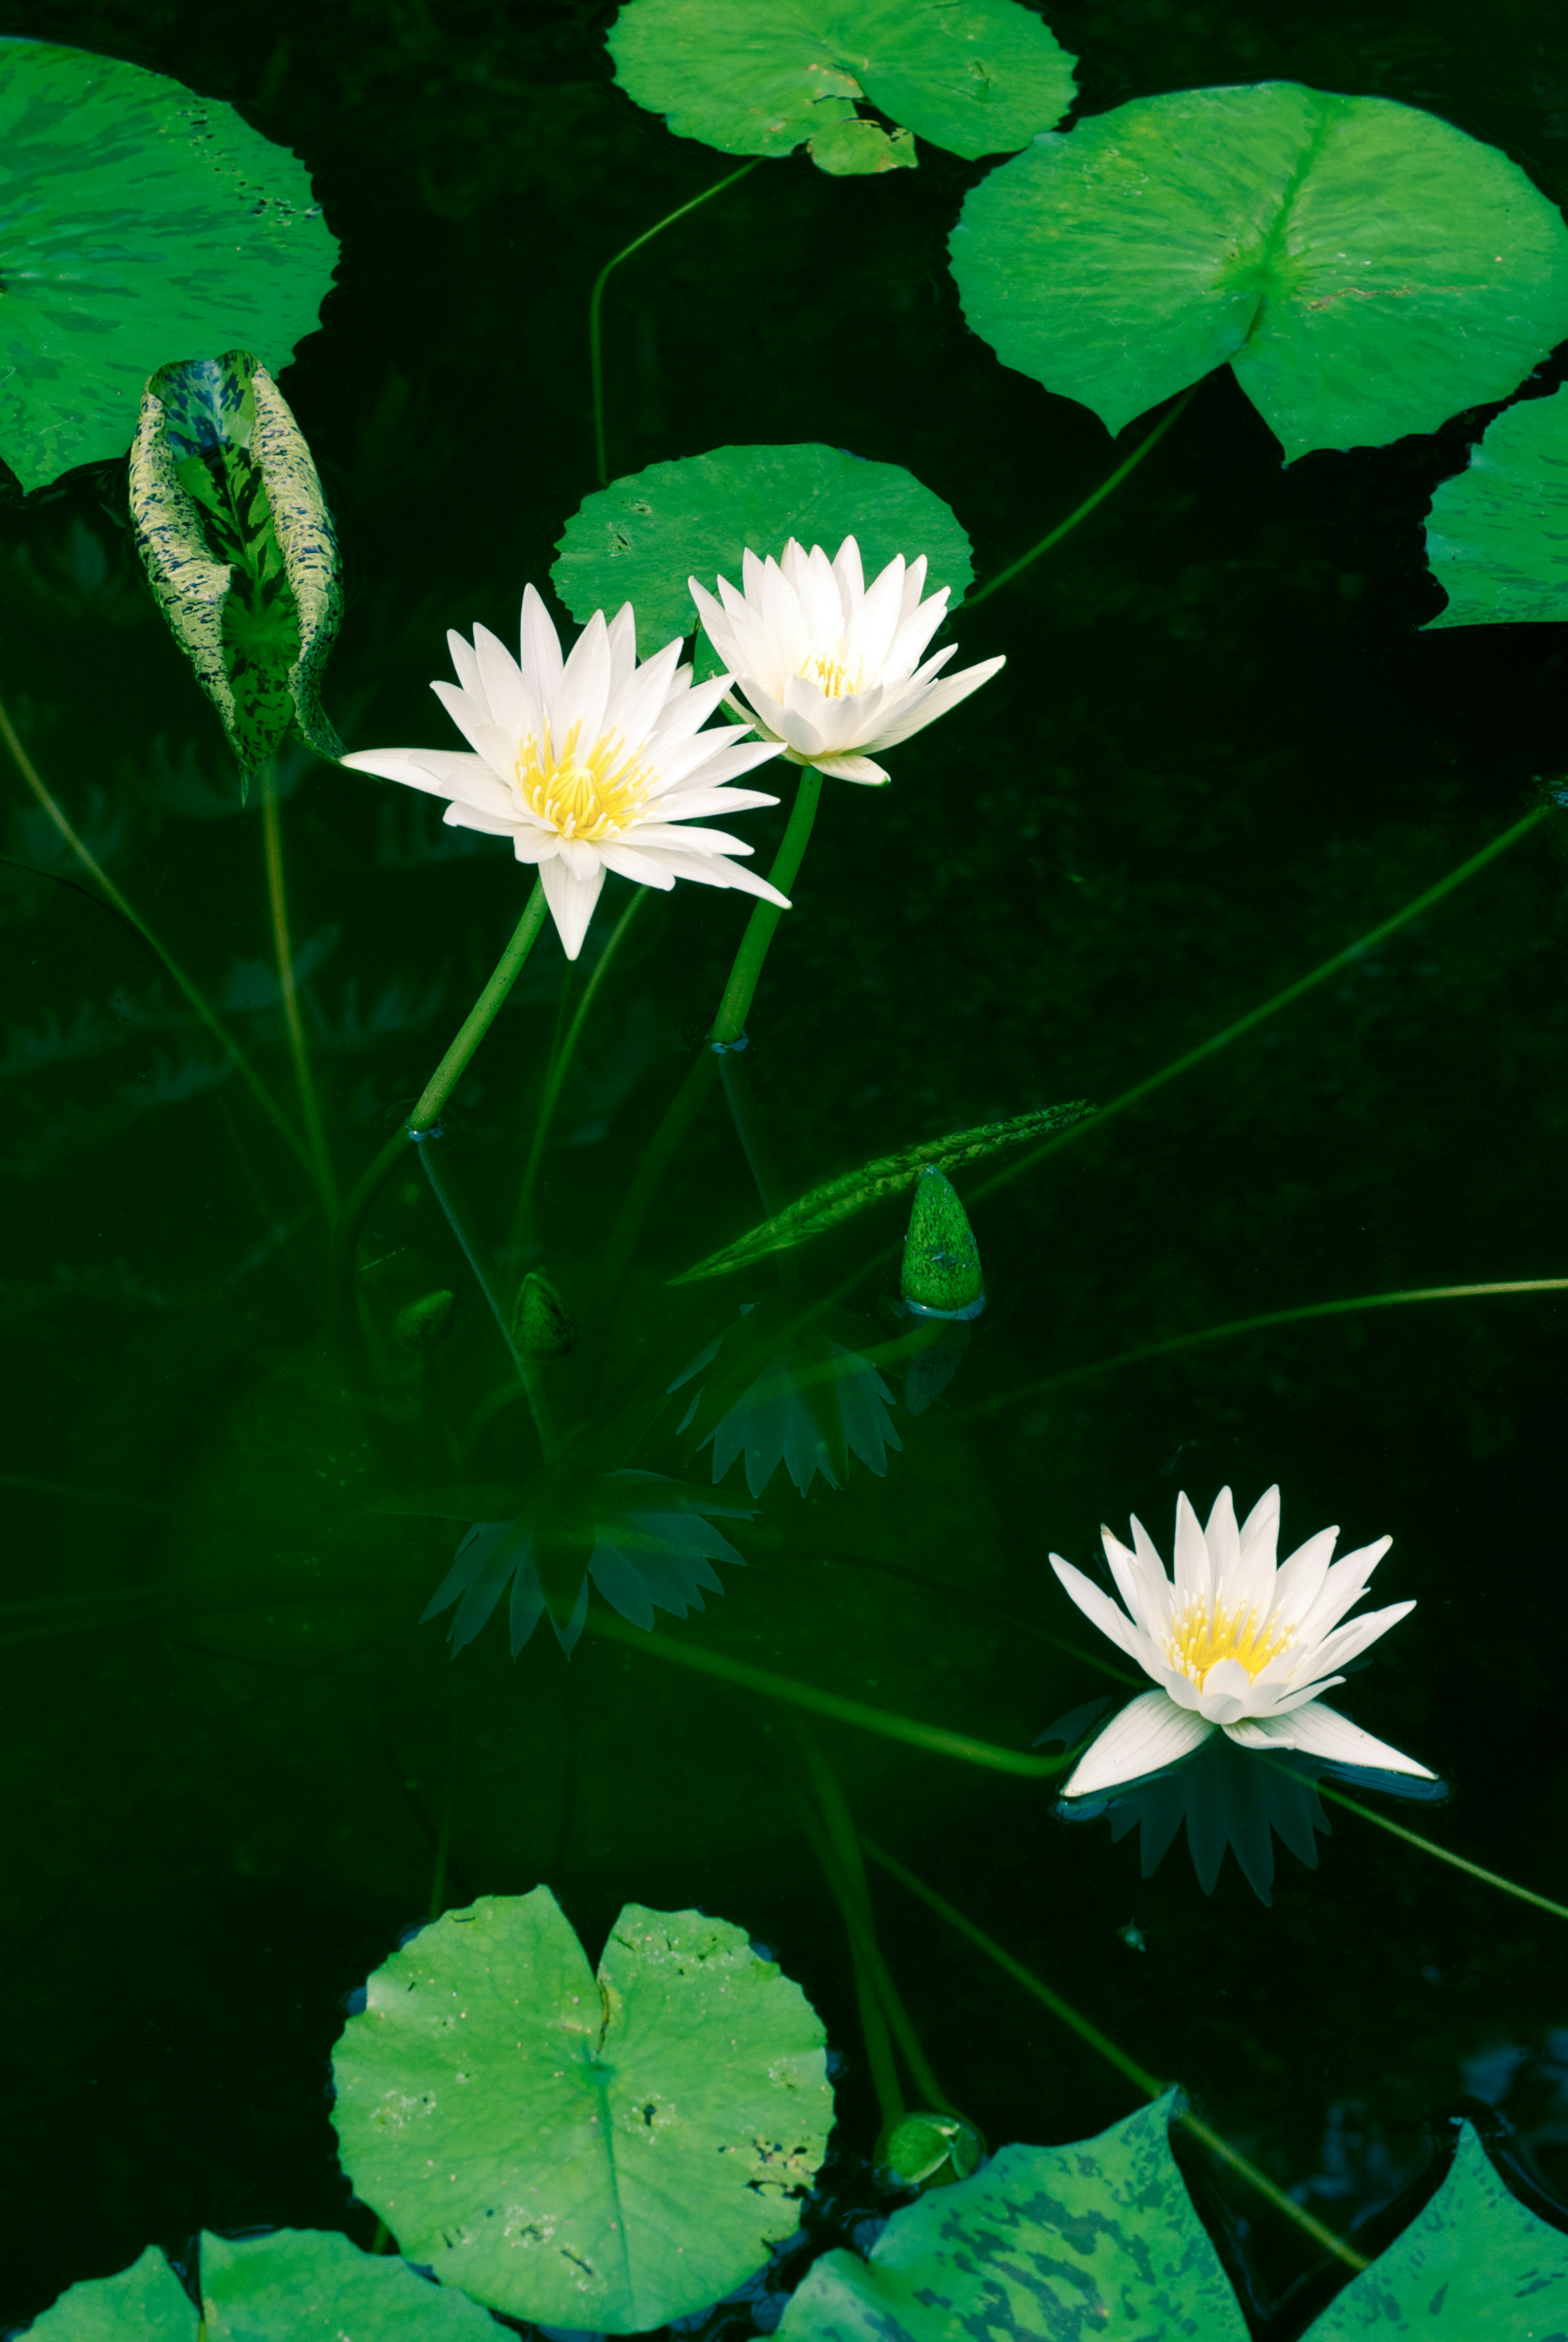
{"left": 129, "top": 348, "right": 343, "bottom": 796}
{"left": 670, "top": 1099, "right": 1090, "bottom": 1284}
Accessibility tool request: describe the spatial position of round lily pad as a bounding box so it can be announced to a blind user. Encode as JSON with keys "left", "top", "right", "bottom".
{"left": 1424, "top": 385, "right": 1568, "bottom": 627}
{"left": 331, "top": 1889, "right": 833, "bottom": 2332}
{"left": 20, "top": 2231, "right": 496, "bottom": 2341}
{"left": 553, "top": 441, "right": 975, "bottom": 655}
{"left": 0, "top": 38, "right": 338, "bottom": 492}
{"left": 949, "top": 81, "right": 1568, "bottom": 461}
{"left": 607, "top": 0, "right": 1076, "bottom": 165}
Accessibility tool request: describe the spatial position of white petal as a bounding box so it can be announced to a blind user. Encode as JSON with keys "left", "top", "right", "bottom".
{"left": 813, "top": 751, "right": 889, "bottom": 785}
{"left": 445, "top": 628, "right": 487, "bottom": 710}
{"left": 539, "top": 856, "right": 604, "bottom": 960}
{"left": 1204, "top": 1487, "right": 1241, "bottom": 1601}
{"left": 1100, "top": 1529, "right": 1153, "bottom": 1636}
{"left": 340, "top": 746, "right": 452, "bottom": 795}
{"left": 1195, "top": 1655, "right": 1255, "bottom": 1723}
{"left": 1048, "top": 1554, "right": 1157, "bottom": 1676}
{"left": 1296, "top": 1536, "right": 1393, "bottom": 1647}
{"left": 472, "top": 623, "right": 535, "bottom": 746}
{"left": 519, "top": 584, "right": 564, "bottom": 713}
{"left": 408, "top": 749, "right": 522, "bottom": 819}
{"left": 1268, "top": 1524, "right": 1339, "bottom": 1631}
{"left": 1063, "top": 1690, "right": 1214, "bottom": 1799}
{"left": 863, "top": 654, "right": 1006, "bottom": 749}
{"left": 1225, "top": 1699, "right": 1434, "bottom": 1779}
{"left": 1172, "top": 1492, "right": 1212, "bottom": 1606}
{"left": 553, "top": 609, "right": 614, "bottom": 747}
{"left": 1294, "top": 1598, "right": 1415, "bottom": 1683}
{"left": 606, "top": 602, "right": 639, "bottom": 694}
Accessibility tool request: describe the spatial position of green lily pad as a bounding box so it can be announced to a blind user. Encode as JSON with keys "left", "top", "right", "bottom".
{"left": 777, "top": 2093, "right": 1250, "bottom": 2342}
{"left": 1423, "top": 385, "right": 1568, "bottom": 628}
{"left": 809, "top": 118, "right": 917, "bottom": 175}
{"left": 20, "top": 2231, "right": 497, "bottom": 2341}
{"left": 0, "top": 39, "right": 338, "bottom": 494}
{"left": 1301, "top": 2121, "right": 1568, "bottom": 2337}
{"left": 553, "top": 442, "right": 975, "bottom": 656}
{"left": 129, "top": 350, "right": 343, "bottom": 792}
{"left": 949, "top": 82, "right": 1568, "bottom": 461}
{"left": 332, "top": 1888, "right": 833, "bottom": 2332}
{"left": 607, "top": 0, "right": 1076, "bottom": 167}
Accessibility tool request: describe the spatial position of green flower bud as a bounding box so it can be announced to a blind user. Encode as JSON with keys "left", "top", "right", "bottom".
{"left": 394, "top": 1288, "right": 455, "bottom": 1352}
{"left": 901, "top": 1167, "right": 983, "bottom": 1315}
{"left": 513, "top": 1270, "right": 576, "bottom": 1361}
{"left": 879, "top": 2110, "right": 986, "bottom": 2189}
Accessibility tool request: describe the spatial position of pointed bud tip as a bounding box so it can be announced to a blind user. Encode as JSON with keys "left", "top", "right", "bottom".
{"left": 395, "top": 1288, "right": 456, "bottom": 1352}
{"left": 512, "top": 1270, "right": 576, "bottom": 1361}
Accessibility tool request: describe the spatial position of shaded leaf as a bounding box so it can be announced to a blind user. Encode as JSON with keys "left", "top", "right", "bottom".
{"left": 554, "top": 441, "right": 974, "bottom": 655}
{"left": 129, "top": 350, "right": 343, "bottom": 794}
{"left": 810, "top": 118, "right": 918, "bottom": 175}
{"left": 0, "top": 40, "right": 336, "bottom": 493}
{"left": 1424, "top": 385, "right": 1568, "bottom": 628}
{"left": 332, "top": 1889, "right": 833, "bottom": 2332}
{"left": 670, "top": 1099, "right": 1089, "bottom": 1283}
{"left": 19, "top": 2231, "right": 494, "bottom": 2341}
{"left": 607, "top": 0, "right": 1075, "bottom": 167}
{"left": 1302, "top": 2120, "right": 1568, "bottom": 2336}
{"left": 777, "top": 2093, "right": 1250, "bottom": 2342}
{"left": 950, "top": 82, "right": 1568, "bottom": 460}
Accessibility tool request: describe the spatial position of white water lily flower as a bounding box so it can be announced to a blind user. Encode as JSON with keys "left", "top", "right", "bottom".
{"left": 341, "top": 587, "right": 788, "bottom": 958}
{"left": 1051, "top": 1485, "right": 1434, "bottom": 1799}
{"left": 687, "top": 534, "right": 1005, "bottom": 786}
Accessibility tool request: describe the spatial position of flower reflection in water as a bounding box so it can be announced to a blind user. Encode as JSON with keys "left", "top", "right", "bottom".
{"left": 671, "top": 1300, "right": 900, "bottom": 1497}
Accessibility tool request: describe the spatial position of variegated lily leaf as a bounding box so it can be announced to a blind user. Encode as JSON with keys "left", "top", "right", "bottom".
{"left": 129, "top": 348, "right": 342, "bottom": 795}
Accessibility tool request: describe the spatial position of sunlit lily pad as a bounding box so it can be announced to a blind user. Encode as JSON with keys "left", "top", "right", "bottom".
{"left": 0, "top": 38, "right": 337, "bottom": 492}
{"left": 20, "top": 2230, "right": 496, "bottom": 2340}
{"left": 777, "top": 2093, "right": 1250, "bottom": 2342}
{"left": 607, "top": 0, "right": 1076, "bottom": 167}
{"left": 1303, "top": 2121, "right": 1568, "bottom": 2335}
{"left": 1424, "top": 385, "right": 1568, "bottom": 628}
{"left": 332, "top": 1889, "right": 833, "bottom": 2331}
{"left": 949, "top": 82, "right": 1568, "bottom": 460}
{"left": 554, "top": 442, "right": 974, "bottom": 654}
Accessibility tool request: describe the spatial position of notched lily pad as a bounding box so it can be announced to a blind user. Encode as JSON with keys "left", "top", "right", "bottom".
{"left": 0, "top": 39, "right": 337, "bottom": 493}
{"left": 19, "top": 2230, "right": 495, "bottom": 2340}
{"left": 554, "top": 441, "right": 975, "bottom": 655}
{"left": 950, "top": 81, "right": 1568, "bottom": 460}
{"left": 607, "top": 0, "right": 1076, "bottom": 167}
{"left": 1424, "top": 384, "right": 1568, "bottom": 628}
{"left": 332, "top": 1887, "right": 833, "bottom": 2332}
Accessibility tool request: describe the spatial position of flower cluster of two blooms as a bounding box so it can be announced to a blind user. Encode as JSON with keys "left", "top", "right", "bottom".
{"left": 342, "top": 532, "right": 1005, "bottom": 959}
{"left": 347, "top": 532, "right": 1429, "bottom": 1798}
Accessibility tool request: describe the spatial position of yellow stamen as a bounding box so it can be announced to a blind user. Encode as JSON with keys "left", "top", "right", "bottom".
{"left": 1165, "top": 1597, "right": 1294, "bottom": 1687}
{"left": 516, "top": 719, "right": 650, "bottom": 841}
{"left": 801, "top": 650, "right": 861, "bottom": 699}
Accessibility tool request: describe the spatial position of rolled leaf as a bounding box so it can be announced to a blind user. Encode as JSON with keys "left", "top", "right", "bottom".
{"left": 670, "top": 1099, "right": 1090, "bottom": 1283}
{"left": 129, "top": 348, "right": 343, "bottom": 795}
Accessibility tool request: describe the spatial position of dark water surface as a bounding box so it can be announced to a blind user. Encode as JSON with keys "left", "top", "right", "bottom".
{"left": 3, "top": 0, "right": 1567, "bottom": 2332}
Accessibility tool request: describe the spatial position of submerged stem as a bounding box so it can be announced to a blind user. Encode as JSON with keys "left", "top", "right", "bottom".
{"left": 261, "top": 760, "right": 337, "bottom": 1214}
{"left": 964, "top": 383, "right": 1200, "bottom": 613}
{"left": 0, "top": 692, "right": 314, "bottom": 1182}
{"left": 512, "top": 884, "right": 647, "bottom": 1251}
{"left": 863, "top": 1840, "right": 1369, "bottom": 2274}
{"left": 1316, "top": 1788, "right": 1568, "bottom": 1924}
{"left": 965, "top": 1275, "right": 1568, "bottom": 1421}
{"left": 589, "top": 161, "right": 762, "bottom": 485}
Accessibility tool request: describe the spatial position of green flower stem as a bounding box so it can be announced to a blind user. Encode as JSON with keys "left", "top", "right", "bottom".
{"left": 796, "top": 1728, "right": 953, "bottom": 2115}
{"left": 964, "top": 1275, "right": 1568, "bottom": 1421}
{"left": 711, "top": 761, "right": 824, "bottom": 1043}
{"left": 331, "top": 881, "right": 550, "bottom": 1335}
{"left": 418, "top": 1136, "right": 559, "bottom": 1465}
{"left": 0, "top": 690, "right": 315, "bottom": 1184}
{"left": 968, "top": 798, "right": 1553, "bottom": 1212}
{"left": 863, "top": 1839, "right": 1369, "bottom": 2275}
{"left": 590, "top": 160, "right": 762, "bottom": 485}
{"left": 788, "top": 1781, "right": 905, "bottom": 2135}
{"left": 511, "top": 884, "right": 648, "bottom": 1253}
{"left": 1316, "top": 1788, "right": 1568, "bottom": 1923}
{"left": 600, "top": 768, "right": 823, "bottom": 1297}
{"left": 583, "top": 1605, "right": 1069, "bottom": 1774}
{"left": 261, "top": 759, "right": 338, "bottom": 1215}
{"left": 759, "top": 797, "right": 1557, "bottom": 1355}
{"left": 964, "top": 381, "right": 1200, "bottom": 612}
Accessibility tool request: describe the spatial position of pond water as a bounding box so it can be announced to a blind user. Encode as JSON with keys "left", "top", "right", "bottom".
{"left": 3, "top": 0, "right": 1566, "bottom": 2335}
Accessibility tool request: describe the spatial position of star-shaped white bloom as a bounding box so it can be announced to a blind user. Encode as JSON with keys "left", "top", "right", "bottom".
{"left": 687, "top": 534, "right": 1005, "bottom": 786}
{"left": 341, "top": 587, "right": 789, "bottom": 959}
{"left": 1051, "top": 1485, "right": 1433, "bottom": 1799}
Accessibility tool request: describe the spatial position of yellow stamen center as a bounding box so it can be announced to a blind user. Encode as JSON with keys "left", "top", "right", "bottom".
{"left": 1165, "top": 1597, "right": 1294, "bottom": 1687}
{"left": 516, "top": 719, "right": 649, "bottom": 842}
{"left": 802, "top": 650, "right": 861, "bottom": 700}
